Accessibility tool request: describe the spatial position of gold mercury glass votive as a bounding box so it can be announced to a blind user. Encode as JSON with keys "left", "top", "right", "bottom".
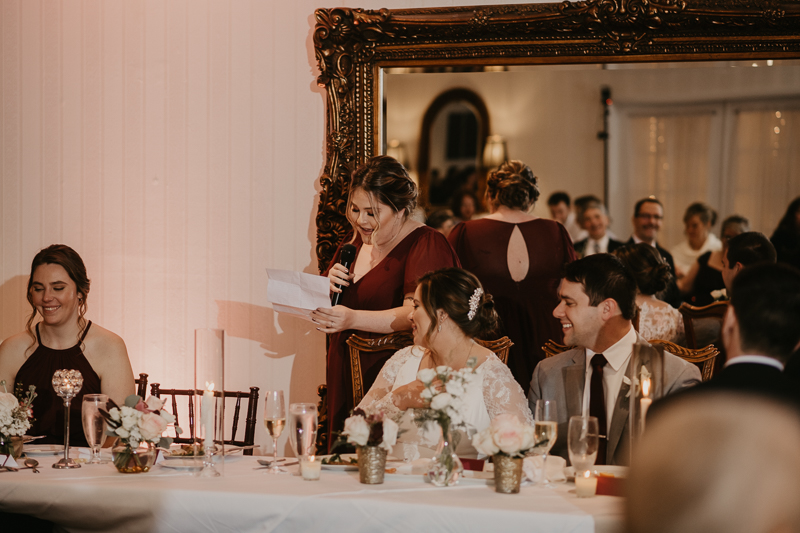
{"left": 493, "top": 454, "right": 524, "bottom": 494}
{"left": 357, "top": 445, "right": 387, "bottom": 484}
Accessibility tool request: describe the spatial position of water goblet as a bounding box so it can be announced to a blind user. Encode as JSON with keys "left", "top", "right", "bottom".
{"left": 52, "top": 369, "right": 84, "bottom": 469}
{"left": 82, "top": 394, "right": 109, "bottom": 464}
{"left": 263, "top": 391, "right": 287, "bottom": 474}
{"left": 567, "top": 415, "right": 599, "bottom": 476}
{"left": 534, "top": 399, "right": 558, "bottom": 487}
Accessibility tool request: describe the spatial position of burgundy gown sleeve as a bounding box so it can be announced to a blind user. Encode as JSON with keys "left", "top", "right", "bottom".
{"left": 403, "top": 228, "right": 461, "bottom": 294}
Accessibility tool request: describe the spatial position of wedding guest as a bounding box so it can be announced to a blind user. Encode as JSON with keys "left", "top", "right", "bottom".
{"left": 425, "top": 209, "right": 456, "bottom": 238}
{"left": 572, "top": 200, "right": 625, "bottom": 258}
{"left": 628, "top": 394, "right": 800, "bottom": 533}
{"left": 547, "top": 191, "right": 585, "bottom": 242}
{"left": 357, "top": 268, "right": 532, "bottom": 460}
{"left": 614, "top": 243, "right": 685, "bottom": 345}
{"left": 449, "top": 160, "right": 577, "bottom": 392}
{"left": 626, "top": 197, "right": 681, "bottom": 307}
{"left": 310, "top": 155, "right": 459, "bottom": 449}
{"left": 678, "top": 215, "right": 749, "bottom": 305}
{"left": 0, "top": 245, "right": 135, "bottom": 447}
{"left": 528, "top": 254, "right": 700, "bottom": 466}
{"left": 670, "top": 202, "right": 722, "bottom": 279}
{"left": 450, "top": 190, "right": 479, "bottom": 222}
{"left": 771, "top": 196, "right": 800, "bottom": 270}
{"left": 721, "top": 231, "right": 777, "bottom": 294}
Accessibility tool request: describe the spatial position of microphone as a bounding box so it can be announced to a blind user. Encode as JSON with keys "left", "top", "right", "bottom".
{"left": 331, "top": 244, "right": 357, "bottom": 306}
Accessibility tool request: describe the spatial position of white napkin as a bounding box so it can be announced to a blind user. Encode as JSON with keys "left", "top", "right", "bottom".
{"left": 522, "top": 455, "right": 567, "bottom": 483}
{"left": 0, "top": 455, "right": 20, "bottom": 468}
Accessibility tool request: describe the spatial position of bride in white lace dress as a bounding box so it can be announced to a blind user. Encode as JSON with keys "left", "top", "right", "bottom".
{"left": 357, "top": 268, "right": 533, "bottom": 460}
{"left": 615, "top": 243, "right": 686, "bottom": 344}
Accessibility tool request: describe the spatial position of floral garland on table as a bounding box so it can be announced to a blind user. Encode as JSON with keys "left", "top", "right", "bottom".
{"left": 472, "top": 414, "right": 535, "bottom": 458}
{"left": 0, "top": 381, "right": 37, "bottom": 455}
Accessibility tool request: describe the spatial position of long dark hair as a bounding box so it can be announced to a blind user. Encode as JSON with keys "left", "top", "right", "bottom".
{"left": 26, "top": 244, "right": 90, "bottom": 344}
{"left": 773, "top": 196, "right": 800, "bottom": 238}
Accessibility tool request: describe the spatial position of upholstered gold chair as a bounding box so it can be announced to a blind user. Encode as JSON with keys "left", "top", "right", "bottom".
{"left": 346, "top": 331, "right": 514, "bottom": 407}
{"left": 542, "top": 339, "right": 719, "bottom": 382}
{"left": 149, "top": 384, "right": 260, "bottom": 454}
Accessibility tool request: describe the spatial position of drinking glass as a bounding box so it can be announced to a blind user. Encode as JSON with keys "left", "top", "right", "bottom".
{"left": 82, "top": 394, "right": 109, "bottom": 464}
{"left": 534, "top": 399, "right": 558, "bottom": 487}
{"left": 568, "top": 415, "right": 599, "bottom": 476}
{"left": 288, "top": 403, "right": 318, "bottom": 459}
{"left": 263, "top": 391, "right": 287, "bottom": 474}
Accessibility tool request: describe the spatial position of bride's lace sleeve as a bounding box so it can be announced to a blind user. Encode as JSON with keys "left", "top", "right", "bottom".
{"left": 481, "top": 356, "right": 534, "bottom": 425}
{"left": 356, "top": 345, "right": 418, "bottom": 421}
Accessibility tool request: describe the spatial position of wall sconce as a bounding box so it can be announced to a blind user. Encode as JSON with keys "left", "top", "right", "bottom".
{"left": 482, "top": 134, "right": 507, "bottom": 170}
{"left": 386, "top": 139, "right": 410, "bottom": 170}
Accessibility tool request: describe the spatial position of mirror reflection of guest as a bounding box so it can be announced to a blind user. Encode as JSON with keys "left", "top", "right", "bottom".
{"left": 0, "top": 245, "right": 135, "bottom": 447}
{"left": 771, "top": 196, "right": 800, "bottom": 270}
{"left": 310, "top": 156, "right": 460, "bottom": 450}
{"left": 678, "top": 215, "right": 749, "bottom": 305}
{"left": 448, "top": 160, "right": 577, "bottom": 392}
{"left": 450, "top": 189, "right": 479, "bottom": 222}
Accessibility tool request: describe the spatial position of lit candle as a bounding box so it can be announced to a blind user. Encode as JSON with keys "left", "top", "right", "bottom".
{"left": 202, "top": 382, "right": 215, "bottom": 454}
{"left": 300, "top": 455, "right": 322, "bottom": 481}
{"left": 575, "top": 470, "right": 597, "bottom": 498}
{"left": 640, "top": 378, "right": 652, "bottom": 431}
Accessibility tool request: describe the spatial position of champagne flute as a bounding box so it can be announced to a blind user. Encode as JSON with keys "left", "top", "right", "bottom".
{"left": 263, "top": 391, "right": 287, "bottom": 474}
{"left": 534, "top": 399, "right": 558, "bottom": 488}
{"left": 568, "top": 415, "right": 599, "bottom": 476}
{"left": 288, "top": 403, "right": 318, "bottom": 459}
{"left": 82, "top": 394, "right": 109, "bottom": 464}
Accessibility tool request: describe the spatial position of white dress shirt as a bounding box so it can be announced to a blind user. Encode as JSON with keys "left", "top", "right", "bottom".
{"left": 725, "top": 354, "right": 784, "bottom": 371}
{"left": 583, "top": 235, "right": 610, "bottom": 256}
{"left": 581, "top": 326, "right": 638, "bottom": 435}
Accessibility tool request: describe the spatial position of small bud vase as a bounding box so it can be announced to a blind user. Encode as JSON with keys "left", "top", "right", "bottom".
{"left": 493, "top": 454, "right": 523, "bottom": 493}
{"left": 112, "top": 444, "right": 157, "bottom": 473}
{"left": 428, "top": 421, "right": 463, "bottom": 487}
{"left": 357, "top": 445, "right": 387, "bottom": 484}
{"left": 0, "top": 434, "right": 23, "bottom": 459}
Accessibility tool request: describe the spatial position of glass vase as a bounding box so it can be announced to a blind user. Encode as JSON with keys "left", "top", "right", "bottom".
{"left": 0, "top": 434, "right": 22, "bottom": 458}
{"left": 357, "top": 445, "right": 387, "bottom": 484}
{"left": 427, "top": 420, "right": 463, "bottom": 487}
{"left": 493, "top": 454, "right": 523, "bottom": 493}
{"left": 112, "top": 444, "right": 157, "bottom": 473}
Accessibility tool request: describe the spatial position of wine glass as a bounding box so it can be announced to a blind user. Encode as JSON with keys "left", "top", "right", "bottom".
{"left": 534, "top": 399, "right": 558, "bottom": 487}
{"left": 263, "top": 391, "right": 287, "bottom": 474}
{"left": 52, "top": 369, "right": 84, "bottom": 469}
{"left": 568, "top": 415, "right": 599, "bottom": 476}
{"left": 288, "top": 403, "right": 318, "bottom": 459}
{"left": 82, "top": 394, "right": 109, "bottom": 464}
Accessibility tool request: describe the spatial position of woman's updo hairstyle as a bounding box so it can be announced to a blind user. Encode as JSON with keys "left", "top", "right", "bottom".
{"left": 26, "top": 244, "right": 91, "bottom": 342}
{"left": 485, "top": 160, "right": 540, "bottom": 212}
{"left": 349, "top": 155, "right": 417, "bottom": 218}
{"left": 613, "top": 243, "right": 673, "bottom": 296}
{"left": 416, "top": 267, "right": 498, "bottom": 342}
{"left": 683, "top": 202, "right": 718, "bottom": 227}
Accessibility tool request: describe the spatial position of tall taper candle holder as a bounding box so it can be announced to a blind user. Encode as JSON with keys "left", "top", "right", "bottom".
{"left": 195, "top": 328, "right": 225, "bottom": 477}
{"left": 52, "top": 369, "right": 84, "bottom": 469}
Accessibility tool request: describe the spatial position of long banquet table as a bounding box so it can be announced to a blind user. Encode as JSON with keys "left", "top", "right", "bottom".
{"left": 0, "top": 454, "right": 625, "bottom": 533}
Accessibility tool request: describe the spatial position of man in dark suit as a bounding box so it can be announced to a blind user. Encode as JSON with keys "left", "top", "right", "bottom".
{"left": 721, "top": 231, "right": 777, "bottom": 294}
{"left": 529, "top": 254, "right": 700, "bottom": 466}
{"left": 658, "top": 262, "right": 800, "bottom": 408}
{"left": 572, "top": 200, "right": 625, "bottom": 258}
{"left": 626, "top": 197, "right": 681, "bottom": 307}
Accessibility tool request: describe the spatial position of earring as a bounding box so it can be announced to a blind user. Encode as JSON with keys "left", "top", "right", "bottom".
{"left": 438, "top": 323, "right": 442, "bottom": 333}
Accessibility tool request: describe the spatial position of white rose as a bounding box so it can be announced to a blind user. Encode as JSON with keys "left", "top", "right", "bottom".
{"left": 420, "top": 389, "right": 433, "bottom": 400}
{"left": 138, "top": 412, "right": 168, "bottom": 441}
{"left": 491, "top": 414, "right": 525, "bottom": 455}
{"left": 430, "top": 392, "right": 453, "bottom": 411}
{"left": 145, "top": 396, "right": 165, "bottom": 411}
{"left": 435, "top": 366, "right": 450, "bottom": 376}
{"left": 472, "top": 428, "right": 500, "bottom": 456}
{"left": 381, "top": 419, "right": 399, "bottom": 451}
{"left": 342, "top": 415, "right": 370, "bottom": 447}
{"left": 444, "top": 380, "right": 465, "bottom": 397}
{"left": 110, "top": 408, "right": 121, "bottom": 421}
{"left": 0, "top": 392, "right": 18, "bottom": 414}
{"left": 416, "top": 368, "right": 437, "bottom": 384}
{"left": 116, "top": 427, "right": 130, "bottom": 439}
{"left": 520, "top": 424, "right": 536, "bottom": 452}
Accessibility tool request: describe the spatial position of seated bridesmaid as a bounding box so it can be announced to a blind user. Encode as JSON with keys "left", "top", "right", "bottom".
{"left": 357, "top": 267, "right": 533, "bottom": 460}
{"left": 0, "top": 245, "right": 135, "bottom": 447}
{"left": 614, "top": 243, "right": 686, "bottom": 345}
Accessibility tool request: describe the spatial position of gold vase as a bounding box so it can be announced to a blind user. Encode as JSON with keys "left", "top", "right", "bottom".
{"left": 357, "top": 445, "right": 387, "bottom": 484}
{"left": 493, "top": 454, "right": 523, "bottom": 494}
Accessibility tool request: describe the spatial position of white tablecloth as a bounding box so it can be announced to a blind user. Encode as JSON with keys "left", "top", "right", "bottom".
{"left": 0, "top": 454, "right": 624, "bottom": 533}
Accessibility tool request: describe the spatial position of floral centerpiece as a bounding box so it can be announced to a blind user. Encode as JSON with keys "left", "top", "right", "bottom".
{"left": 472, "top": 414, "right": 536, "bottom": 493}
{"left": 0, "top": 381, "right": 37, "bottom": 458}
{"left": 100, "top": 394, "right": 181, "bottom": 473}
{"left": 414, "top": 359, "right": 477, "bottom": 486}
{"left": 339, "top": 408, "right": 399, "bottom": 484}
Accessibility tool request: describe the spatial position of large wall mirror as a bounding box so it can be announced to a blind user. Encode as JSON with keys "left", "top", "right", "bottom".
{"left": 312, "top": 1, "right": 800, "bottom": 271}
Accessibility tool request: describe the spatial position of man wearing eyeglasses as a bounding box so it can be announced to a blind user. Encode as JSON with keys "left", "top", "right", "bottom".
{"left": 627, "top": 197, "right": 681, "bottom": 307}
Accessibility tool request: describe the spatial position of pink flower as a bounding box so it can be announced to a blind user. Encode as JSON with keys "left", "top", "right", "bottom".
{"left": 145, "top": 396, "right": 166, "bottom": 411}
{"left": 491, "top": 414, "right": 527, "bottom": 455}
{"left": 138, "top": 412, "right": 168, "bottom": 441}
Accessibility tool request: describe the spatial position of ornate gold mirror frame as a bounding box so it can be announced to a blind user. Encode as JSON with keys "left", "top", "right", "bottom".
{"left": 312, "top": 0, "right": 800, "bottom": 271}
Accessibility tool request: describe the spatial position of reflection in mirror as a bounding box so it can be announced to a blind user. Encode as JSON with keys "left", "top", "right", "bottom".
{"left": 384, "top": 61, "right": 800, "bottom": 248}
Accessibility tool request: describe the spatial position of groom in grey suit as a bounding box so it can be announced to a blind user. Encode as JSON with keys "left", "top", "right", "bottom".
{"left": 528, "top": 254, "right": 701, "bottom": 466}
